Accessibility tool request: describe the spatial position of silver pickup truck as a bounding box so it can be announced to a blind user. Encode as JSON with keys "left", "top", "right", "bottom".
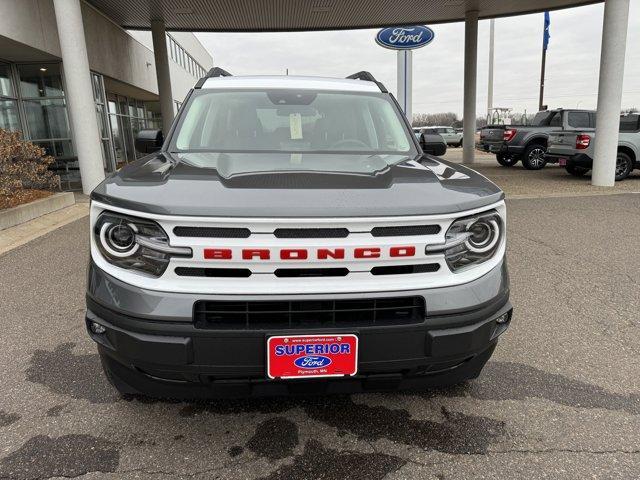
{"left": 477, "top": 109, "right": 596, "bottom": 170}
{"left": 545, "top": 113, "right": 640, "bottom": 181}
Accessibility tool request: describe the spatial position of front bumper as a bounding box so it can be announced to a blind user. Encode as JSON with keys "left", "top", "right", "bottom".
{"left": 86, "top": 260, "right": 512, "bottom": 397}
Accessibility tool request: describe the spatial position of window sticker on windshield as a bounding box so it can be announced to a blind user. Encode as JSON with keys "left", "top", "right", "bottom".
{"left": 290, "top": 153, "right": 302, "bottom": 164}
{"left": 289, "top": 113, "right": 303, "bottom": 140}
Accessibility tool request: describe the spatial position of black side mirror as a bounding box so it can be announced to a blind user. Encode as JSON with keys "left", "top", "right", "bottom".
{"left": 135, "top": 129, "right": 164, "bottom": 154}
{"left": 420, "top": 133, "right": 447, "bottom": 156}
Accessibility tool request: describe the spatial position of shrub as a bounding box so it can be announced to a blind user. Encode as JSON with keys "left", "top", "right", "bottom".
{"left": 0, "top": 129, "right": 60, "bottom": 196}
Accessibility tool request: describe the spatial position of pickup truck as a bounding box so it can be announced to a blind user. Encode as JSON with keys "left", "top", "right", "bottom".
{"left": 85, "top": 69, "right": 511, "bottom": 398}
{"left": 545, "top": 113, "right": 640, "bottom": 181}
{"left": 477, "top": 109, "right": 596, "bottom": 170}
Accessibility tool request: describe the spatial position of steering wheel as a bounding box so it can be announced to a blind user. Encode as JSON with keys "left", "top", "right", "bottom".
{"left": 330, "top": 138, "right": 369, "bottom": 150}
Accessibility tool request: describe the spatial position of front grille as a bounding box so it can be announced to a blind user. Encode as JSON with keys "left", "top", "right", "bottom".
{"left": 173, "top": 225, "right": 439, "bottom": 238}
{"left": 173, "top": 226, "right": 251, "bottom": 238}
{"left": 371, "top": 263, "right": 440, "bottom": 275}
{"left": 193, "top": 296, "right": 426, "bottom": 329}
{"left": 175, "top": 267, "right": 252, "bottom": 278}
{"left": 274, "top": 268, "right": 349, "bottom": 278}
{"left": 371, "top": 225, "right": 440, "bottom": 237}
{"left": 274, "top": 228, "right": 349, "bottom": 238}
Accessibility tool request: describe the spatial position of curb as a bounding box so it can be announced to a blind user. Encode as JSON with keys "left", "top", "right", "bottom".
{"left": 0, "top": 192, "right": 76, "bottom": 231}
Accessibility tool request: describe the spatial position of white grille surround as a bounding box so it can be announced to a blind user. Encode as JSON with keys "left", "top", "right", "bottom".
{"left": 89, "top": 200, "right": 506, "bottom": 295}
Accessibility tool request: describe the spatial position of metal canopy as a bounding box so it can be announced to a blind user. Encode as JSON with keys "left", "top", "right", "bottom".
{"left": 86, "top": 0, "right": 602, "bottom": 31}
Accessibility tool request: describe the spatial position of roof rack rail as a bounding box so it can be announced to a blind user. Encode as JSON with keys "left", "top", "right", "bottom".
{"left": 346, "top": 71, "right": 388, "bottom": 93}
{"left": 194, "top": 67, "right": 233, "bottom": 89}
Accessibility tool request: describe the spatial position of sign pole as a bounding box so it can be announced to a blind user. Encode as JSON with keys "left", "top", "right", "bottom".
{"left": 397, "top": 50, "right": 413, "bottom": 124}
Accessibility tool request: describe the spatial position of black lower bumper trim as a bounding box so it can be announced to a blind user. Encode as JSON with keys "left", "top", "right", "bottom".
{"left": 87, "top": 295, "right": 512, "bottom": 398}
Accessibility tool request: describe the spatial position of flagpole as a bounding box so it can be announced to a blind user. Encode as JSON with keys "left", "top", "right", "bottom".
{"left": 539, "top": 12, "right": 550, "bottom": 111}
{"left": 538, "top": 47, "right": 546, "bottom": 111}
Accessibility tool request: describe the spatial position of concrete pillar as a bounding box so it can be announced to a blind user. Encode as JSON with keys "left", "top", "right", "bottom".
{"left": 462, "top": 10, "right": 479, "bottom": 164}
{"left": 592, "top": 0, "right": 630, "bottom": 186}
{"left": 151, "top": 20, "right": 175, "bottom": 135}
{"left": 397, "top": 50, "right": 413, "bottom": 123}
{"left": 52, "top": 0, "right": 105, "bottom": 194}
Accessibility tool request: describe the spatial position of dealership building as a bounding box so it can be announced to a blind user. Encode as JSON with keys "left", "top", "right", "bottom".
{"left": 0, "top": 0, "right": 631, "bottom": 192}
{"left": 0, "top": 0, "right": 212, "bottom": 190}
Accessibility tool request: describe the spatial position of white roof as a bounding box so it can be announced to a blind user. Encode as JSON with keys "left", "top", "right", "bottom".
{"left": 201, "top": 75, "right": 381, "bottom": 92}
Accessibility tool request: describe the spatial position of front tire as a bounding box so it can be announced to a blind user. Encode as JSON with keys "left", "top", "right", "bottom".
{"left": 522, "top": 144, "right": 547, "bottom": 170}
{"left": 497, "top": 154, "right": 519, "bottom": 167}
{"left": 566, "top": 165, "right": 589, "bottom": 177}
{"left": 615, "top": 152, "right": 633, "bottom": 181}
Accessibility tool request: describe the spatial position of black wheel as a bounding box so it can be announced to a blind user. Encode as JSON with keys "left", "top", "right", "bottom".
{"left": 615, "top": 152, "right": 633, "bottom": 181}
{"left": 522, "top": 144, "right": 547, "bottom": 170}
{"left": 565, "top": 165, "right": 589, "bottom": 177}
{"left": 496, "top": 154, "right": 519, "bottom": 167}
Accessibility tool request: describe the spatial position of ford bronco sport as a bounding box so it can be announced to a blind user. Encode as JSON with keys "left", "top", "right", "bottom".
{"left": 86, "top": 69, "right": 512, "bottom": 398}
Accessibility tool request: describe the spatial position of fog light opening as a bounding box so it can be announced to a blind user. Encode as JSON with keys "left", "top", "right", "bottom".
{"left": 90, "top": 321, "right": 107, "bottom": 334}
{"left": 495, "top": 312, "right": 510, "bottom": 325}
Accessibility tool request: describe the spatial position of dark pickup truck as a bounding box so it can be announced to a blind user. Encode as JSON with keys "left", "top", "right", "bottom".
{"left": 477, "top": 109, "right": 596, "bottom": 170}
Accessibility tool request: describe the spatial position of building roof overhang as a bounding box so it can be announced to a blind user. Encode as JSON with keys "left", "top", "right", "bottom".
{"left": 86, "top": 0, "right": 602, "bottom": 32}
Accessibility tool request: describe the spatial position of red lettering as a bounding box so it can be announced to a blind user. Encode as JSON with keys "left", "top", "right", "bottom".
{"left": 242, "top": 249, "right": 270, "bottom": 260}
{"left": 354, "top": 247, "right": 381, "bottom": 259}
{"left": 390, "top": 246, "right": 416, "bottom": 257}
{"left": 204, "top": 248, "right": 232, "bottom": 260}
{"left": 317, "top": 248, "right": 345, "bottom": 260}
{"left": 280, "top": 249, "right": 308, "bottom": 260}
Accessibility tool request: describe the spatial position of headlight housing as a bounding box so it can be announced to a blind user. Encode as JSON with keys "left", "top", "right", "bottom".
{"left": 428, "top": 210, "right": 503, "bottom": 272}
{"left": 94, "top": 212, "right": 191, "bottom": 276}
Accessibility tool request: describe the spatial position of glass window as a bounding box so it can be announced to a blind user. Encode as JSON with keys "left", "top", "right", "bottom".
{"left": 568, "top": 111, "right": 590, "bottom": 128}
{"left": 172, "top": 90, "right": 413, "bottom": 156}
{"left": 0, "top": 99, "right": 20, "bottom": 131}
{"left": 19, "top": 64, "right": 64, "bottom": 98}
{"left": 23, "top": 98, "right": 71, "bottom": 139}
{"left": 548, "top": 112, "right": 562, "bottom": 127}
{"left": 620, "top": 114, "right": 640, "bottom": 132}
{"left": 0, "top": 64, "right": 14, "bottom": 97}
{"left": 109, "top": 114, "right": 126, "bottom": 169}
{"left": 118, "top": 95, "right": 128, "bottom": 116}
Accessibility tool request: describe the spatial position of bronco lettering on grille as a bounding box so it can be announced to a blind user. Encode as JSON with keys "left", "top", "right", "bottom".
{"left": 203, "top": 246, "right": 417, "bottom": 260}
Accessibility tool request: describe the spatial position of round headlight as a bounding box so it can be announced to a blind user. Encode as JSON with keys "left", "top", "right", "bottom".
{"left": 467, "top": 218, "right": 500, "bottom": 253}
{"left": 108, "top": 224, "right": 136, "bottom": 250}
{"left": 100, "top": 222, "right": 139, "bottom": 257}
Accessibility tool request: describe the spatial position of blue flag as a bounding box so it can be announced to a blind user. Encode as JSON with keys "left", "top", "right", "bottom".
{"left": 543, "top": 12, "right": 551, "bottom": 51}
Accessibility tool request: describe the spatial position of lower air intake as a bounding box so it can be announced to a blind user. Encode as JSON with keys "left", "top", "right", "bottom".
{"left": 194, "top": 296, "right": 426, "bottom": 329}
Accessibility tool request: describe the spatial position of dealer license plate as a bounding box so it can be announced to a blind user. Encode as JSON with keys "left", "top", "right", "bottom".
{"left": 558, "top": 158, "right": 568, "bottom": 166}
{"left": 267, "top": 334, "right": 358, "bottom": 379}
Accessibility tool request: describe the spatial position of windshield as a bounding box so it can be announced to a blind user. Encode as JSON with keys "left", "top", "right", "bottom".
{"left": 170, "top": 89, "right": 414, "bottom": 156}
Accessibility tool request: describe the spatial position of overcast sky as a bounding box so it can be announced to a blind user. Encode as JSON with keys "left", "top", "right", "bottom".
{"left": 188, "top": 1, "right": 639, "bottom": 119}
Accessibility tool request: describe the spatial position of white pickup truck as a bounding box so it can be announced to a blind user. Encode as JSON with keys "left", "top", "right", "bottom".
{"left": 545, "top": 113, "right": 640, "bottom": 181}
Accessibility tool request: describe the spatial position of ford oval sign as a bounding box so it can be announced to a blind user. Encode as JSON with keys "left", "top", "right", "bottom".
{"left": 376, "top": 26, "right": 435, "bottom": 50}
{"left": 294, "top": 355, "right": 332, "bottom": 369}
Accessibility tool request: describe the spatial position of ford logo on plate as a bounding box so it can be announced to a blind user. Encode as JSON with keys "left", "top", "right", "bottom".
{"left": 294, "top": 355, "right": 332, "bottom": 369}
{"left": 376, "top": 26, "right": 435, "bottom": 50}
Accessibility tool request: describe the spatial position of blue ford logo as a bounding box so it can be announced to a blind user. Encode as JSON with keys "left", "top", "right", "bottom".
{"left": 375, "top": 26, "right": 435, "bottom": 50}
{"left": 294, "top": 355, "right": 332, "bottom": 369}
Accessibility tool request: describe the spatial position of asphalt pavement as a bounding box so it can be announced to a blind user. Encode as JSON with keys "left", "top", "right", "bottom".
{"left": 0, "top": 189, "right": 639, "bottom": 479}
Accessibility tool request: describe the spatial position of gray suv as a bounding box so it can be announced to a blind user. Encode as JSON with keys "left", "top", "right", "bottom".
{"left": 86, "top": 69, "right": 512, "bottom": 398}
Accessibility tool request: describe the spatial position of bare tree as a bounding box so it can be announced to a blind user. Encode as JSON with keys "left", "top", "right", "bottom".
{"left": 412, "top": 112, "right": 458, "bottom": 127}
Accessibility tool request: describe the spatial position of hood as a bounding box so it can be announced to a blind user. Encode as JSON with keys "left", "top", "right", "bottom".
{"left": 91, "top": 152, "right": 503, "bottom": 217}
